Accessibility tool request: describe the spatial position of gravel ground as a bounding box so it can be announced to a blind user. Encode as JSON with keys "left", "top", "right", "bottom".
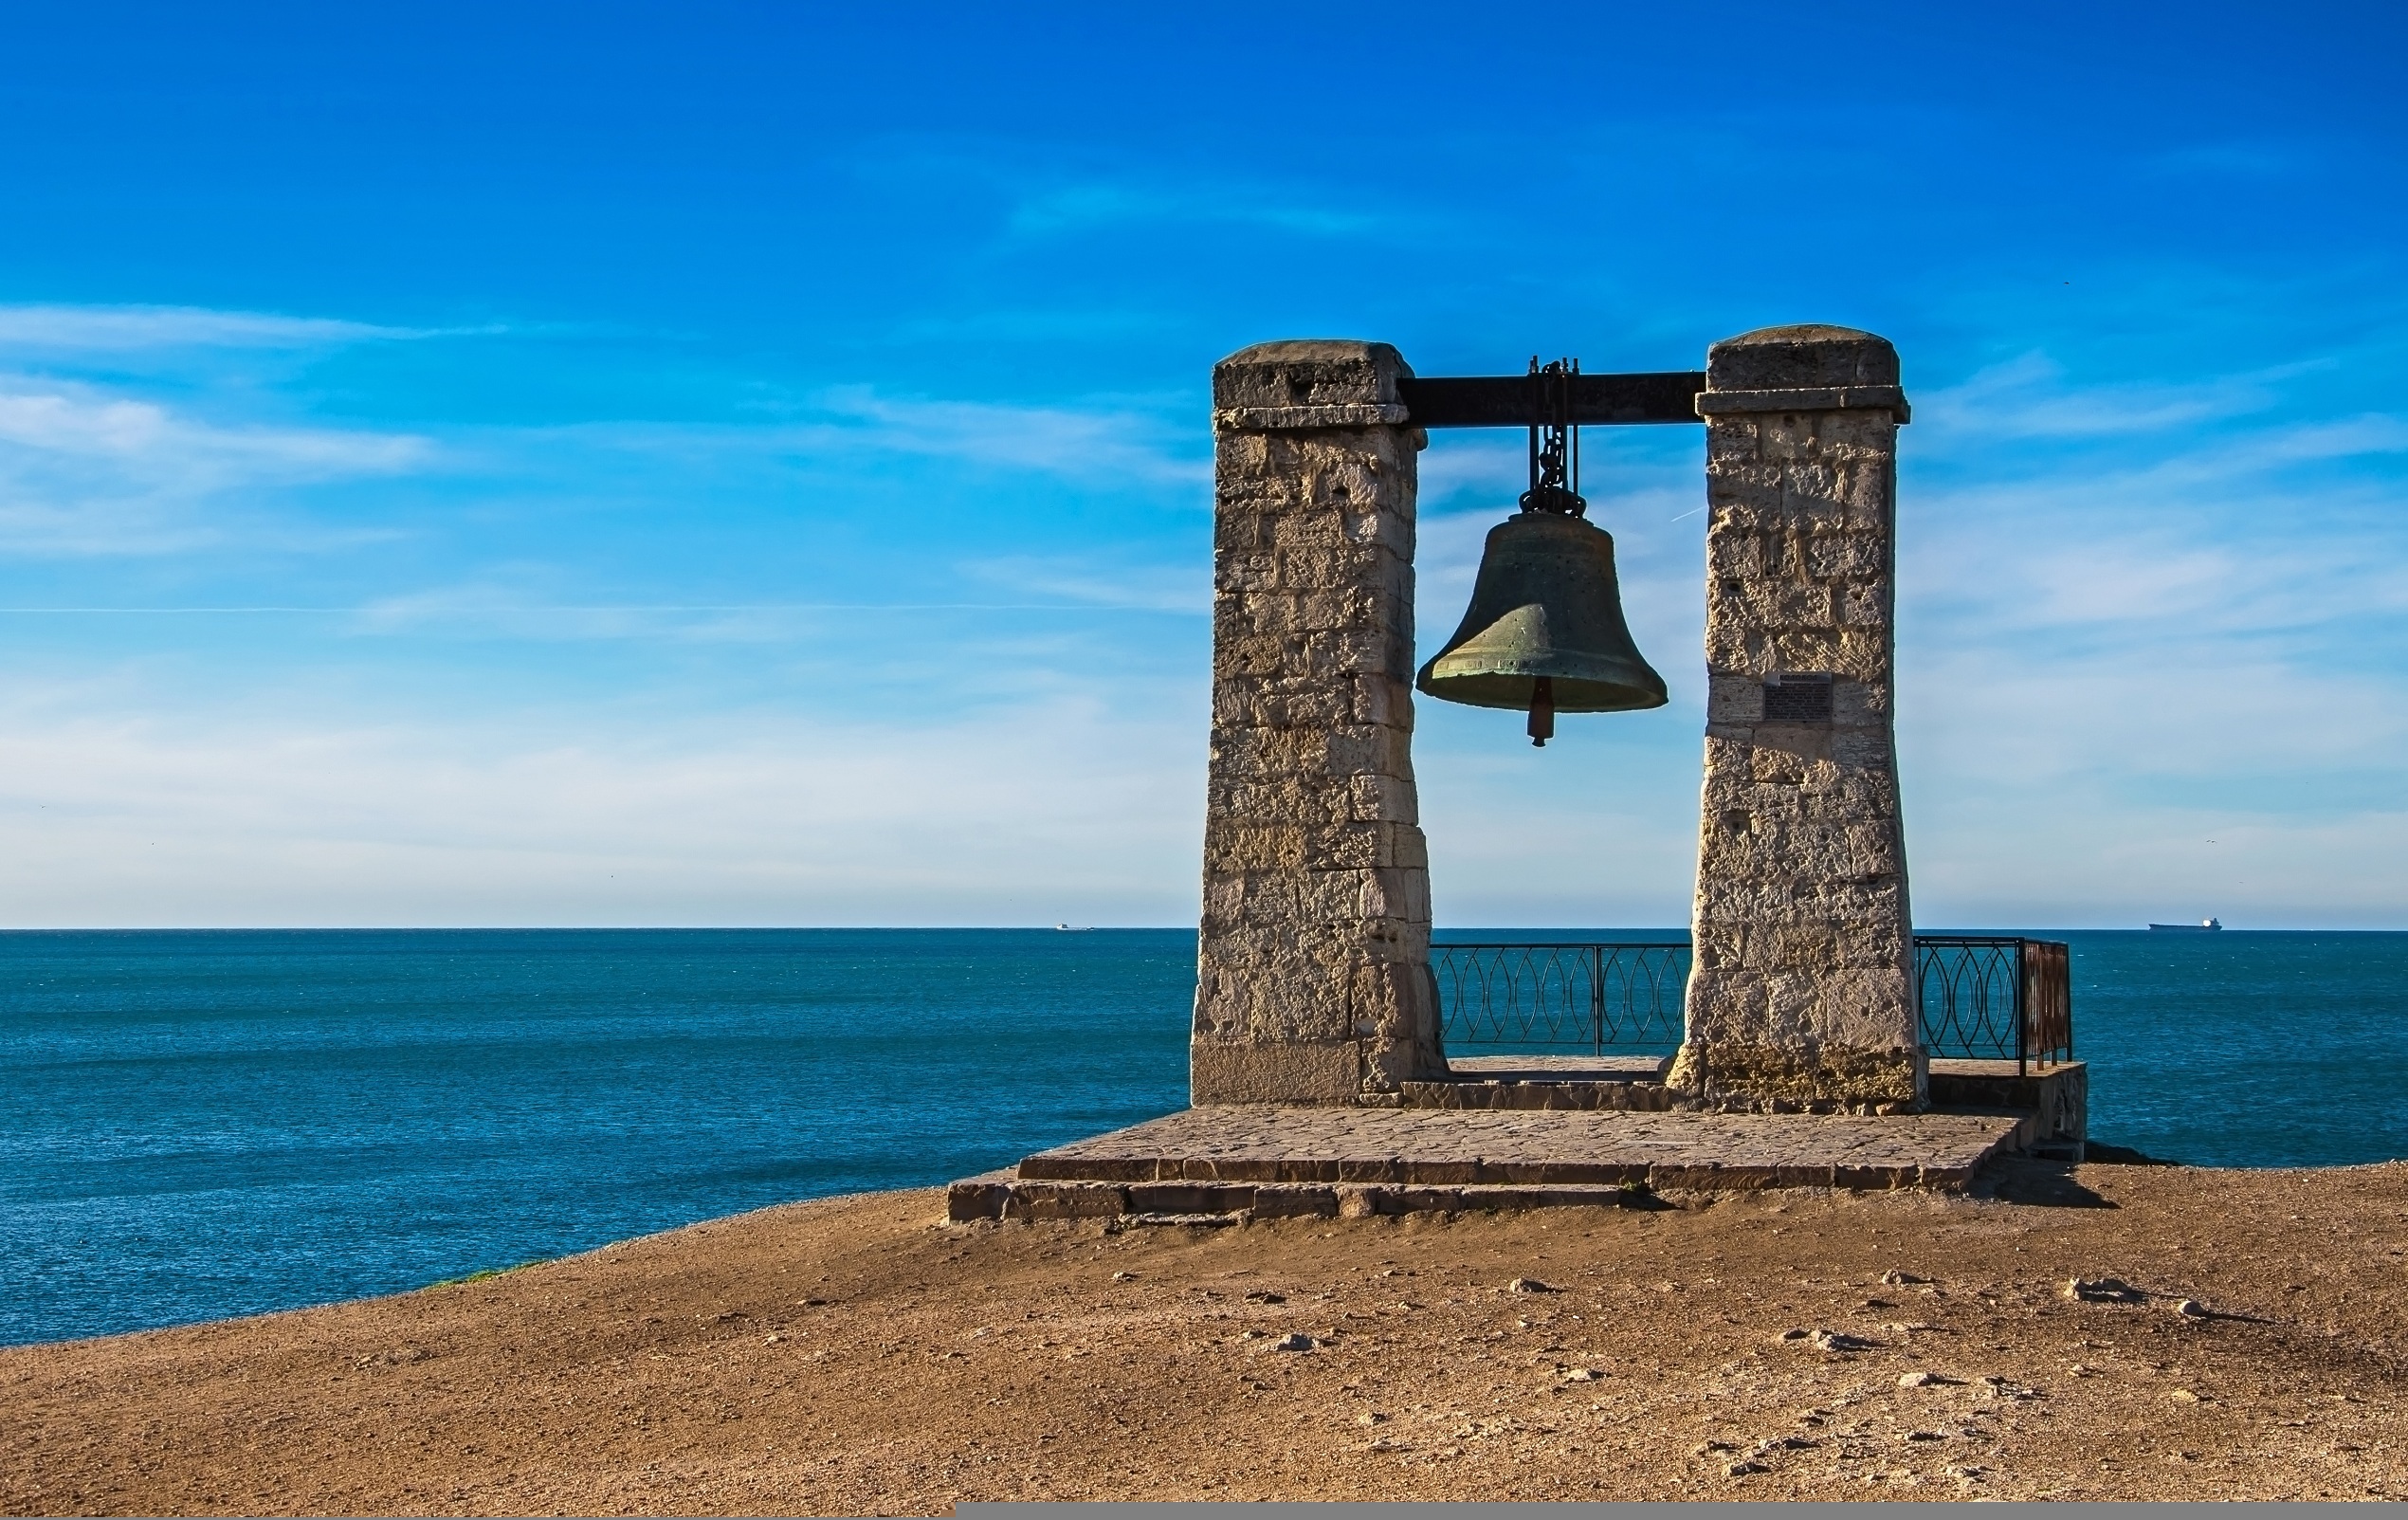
{"left": 4, "top": 1156, "right": 2404, "bottom": 1513}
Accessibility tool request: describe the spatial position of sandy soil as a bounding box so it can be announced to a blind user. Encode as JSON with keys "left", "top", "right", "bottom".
{"left": 4, "top": 1158, "right": 2405, "bottom": 1513}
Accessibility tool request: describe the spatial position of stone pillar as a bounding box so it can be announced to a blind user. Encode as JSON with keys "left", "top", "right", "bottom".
{"left": 1669, "top": 324, "right": 1924, "bottom": 1109}
{"left": 1191, "top": 339, "right": 1442, "bottom": 1105}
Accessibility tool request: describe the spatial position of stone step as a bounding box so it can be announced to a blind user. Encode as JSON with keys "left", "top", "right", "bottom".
{"left": 951, "top": 1172, "right": 1671, "bottom": 1224}
{"left": 949, "top": 1104, "right": 2034, "bottom": 1222}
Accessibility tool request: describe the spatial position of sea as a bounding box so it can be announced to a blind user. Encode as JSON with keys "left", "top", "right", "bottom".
{"left": 4, "top": 926, "right": 2404, "bottom": 1348}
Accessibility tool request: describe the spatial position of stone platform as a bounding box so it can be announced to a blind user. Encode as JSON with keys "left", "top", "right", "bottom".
{"left": 948, "top": 1103, "right": 2033, "bottom": 1224}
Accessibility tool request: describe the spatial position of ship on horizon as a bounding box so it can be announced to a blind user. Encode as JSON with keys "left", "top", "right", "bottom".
{"left": 2148, "top": 917, "right": 2224, "bottom": 931}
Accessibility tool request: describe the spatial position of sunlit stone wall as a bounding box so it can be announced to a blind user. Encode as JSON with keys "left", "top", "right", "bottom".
{"left": 1191, "top": 340, "right": 1442, "bottom": 1104}
{"left": 1670, "top": 324, "right": 1925, "bottom": 1109}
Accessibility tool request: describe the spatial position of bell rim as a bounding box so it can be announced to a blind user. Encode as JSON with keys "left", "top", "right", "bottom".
{"left": 1414, "top": 663, "right": 1669, "bottom": 713}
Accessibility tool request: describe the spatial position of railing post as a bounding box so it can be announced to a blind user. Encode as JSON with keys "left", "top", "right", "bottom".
{"left": 2014, "top": 940, "right": 2028, "bottom": 1078}
{"left": 1592, "top": 946, "right": 1606, "bottom": 1056}
{"left": 1912, "top": 941, "right": 1927, "bottom": 1053}
{"left": 2064, "top": 943, "right": 2074, "bottom": 1062}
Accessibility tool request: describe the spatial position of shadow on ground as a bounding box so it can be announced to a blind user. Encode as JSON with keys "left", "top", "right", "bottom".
{"left": 1982, "top": 1158, "right": 2116, "bottom": 1208}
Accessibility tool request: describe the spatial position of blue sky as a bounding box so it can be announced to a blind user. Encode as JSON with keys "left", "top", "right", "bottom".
{"left": 1, "top": 2, "right": 2403, "bottom": 927}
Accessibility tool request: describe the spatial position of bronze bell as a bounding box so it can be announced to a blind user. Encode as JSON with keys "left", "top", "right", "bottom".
{"left": 1415, "top": 358, "right": 1668, "bottom": 745}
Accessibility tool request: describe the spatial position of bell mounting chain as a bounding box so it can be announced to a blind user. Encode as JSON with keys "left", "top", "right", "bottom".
{"left": 1522, "top": 357, "right": 1585, "bottom": 521}
{"left": 1522, "top": 357, "right": 1583, "bottom": 745}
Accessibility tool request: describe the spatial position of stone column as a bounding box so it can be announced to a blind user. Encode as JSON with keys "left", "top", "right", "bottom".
{"left": 1669, "top": 324, "right": 1924, "bottom": 1109}
{"left": 1191, "top": 339, "right": 1442, "bottom": 1105}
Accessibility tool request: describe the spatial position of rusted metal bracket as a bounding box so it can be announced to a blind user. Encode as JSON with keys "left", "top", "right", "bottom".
{"left": 1397, "top": 371, "right": 1706, "bottom": 429}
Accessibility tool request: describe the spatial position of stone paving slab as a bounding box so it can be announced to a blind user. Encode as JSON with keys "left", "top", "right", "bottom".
{"left": 1010, "top": 1104, "right": 2028, "bottom": 1193}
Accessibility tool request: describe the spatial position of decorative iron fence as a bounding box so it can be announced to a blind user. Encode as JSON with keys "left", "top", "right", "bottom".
{"left": 1914, "top": 935, "right": 2073, "bottom": 1074}
{"left": 1430, "top": 943, "right": 1687, "bottom": 1054}
{"left": 1432, "top": 935, "right": 2073, "bottom": 1072}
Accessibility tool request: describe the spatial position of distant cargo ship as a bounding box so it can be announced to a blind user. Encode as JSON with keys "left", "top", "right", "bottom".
{"left": 2148, "top": 918, "right": 2223, "bottom": 931}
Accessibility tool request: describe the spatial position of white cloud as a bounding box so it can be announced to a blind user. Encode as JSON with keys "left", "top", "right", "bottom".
{"left": 332, "top": 576, "right": 1205, "bottom": 642}
{"left": 552, "top": 388, "right": 1209, "bottom": 493}
{"left": 0, "top": 690, "right": 1204, "bottom": 926}
{"left": 1414, "top": 437, "right": 1526, "bottom": 506}
{"left": 1906, "top": 513, "right": 2408, "bottom": 638}
{"left": 960, "top": 554, "right": 1207, "bottom": 613}
{"left": 1914, "top": 351, "right": 2289, "bottom": 439}
{"left": 0, "top": 378, "right": 430, "bottom": 556}
{"left": 0, "top": 385, "right": 425, "bottom": 475}
{"left": 0, "top": 302, "right": 430, "bottom": 352}
{"left": 799, "top": 387, "right": 1208, "bottom": 486}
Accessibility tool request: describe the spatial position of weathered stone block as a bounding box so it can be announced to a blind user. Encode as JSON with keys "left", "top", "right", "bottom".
{"left": 1301, "top": 820, "right": 1429, "bottom": 870}
{"left": 1199, "top": 824, "right": 1308, "bottom": 872}
{"left": 1705, "top": 532, "right": 1766, "bottom": 577}
{"left": 1805, "top": 532, "right": 1888, "bottom": 578}
{"left": 1190, "top": 1040, "right": 1364, "bottom": 1104}
{"left": 1347, "top": 773, "right": 1419, "bottom": 825}
{"left": 1350, "top": 673, "right": 1414, "bottom": 727}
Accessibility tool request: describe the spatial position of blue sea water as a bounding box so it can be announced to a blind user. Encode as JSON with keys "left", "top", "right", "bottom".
{"left": 3, "top": 926, "right": 2404, "bottom": 1348}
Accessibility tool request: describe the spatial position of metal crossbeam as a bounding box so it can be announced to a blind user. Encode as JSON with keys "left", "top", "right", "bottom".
{"left": 1396, "top": 371, "right": 1707, "bottom": 429}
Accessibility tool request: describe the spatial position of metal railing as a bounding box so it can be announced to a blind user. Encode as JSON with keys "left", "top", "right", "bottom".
{"left": 1430, "top": 943, "right": 1687, "bottom": 1055}
{"left": 1914, "top": 935, "right": 2072, "bottom": 1074}
{"left": 1432, "top": 935, "right": 2074, "bottom": 1072}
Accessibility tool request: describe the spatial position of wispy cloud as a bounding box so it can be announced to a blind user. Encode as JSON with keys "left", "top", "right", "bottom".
{"left": 335, "top": 577, "right": 1201, "bottom": 642}
{"left": 0, "top": 385, "right": 426, "bottom": 474}
{"left": 1904, "top": 392, "right": 2408, "bottom": 646}
{"left": 803, "top": 387, "right": 1206, "bottom": 485}
{"left": 0, "top": 377, "right": 431, "bottom": 555}
{"left": 569, "top": 387, "right": 1208, "bottom": 491}
{"left": 1415, "top": 437, "right": 1527, "bottom": 506}
{"left": 0, "top": 302, "right": 458, "bottom": 353}
{"left": 961, "top": 554, "right": 1206, "bottom": 613}
{"left": 1914, "top": 352, "right": 2298, "bottom": 439}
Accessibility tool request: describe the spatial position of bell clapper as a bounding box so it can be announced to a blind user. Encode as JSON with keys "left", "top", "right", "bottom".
{"left": 1527, "top": 676, "right": 1555, "bottom": 746}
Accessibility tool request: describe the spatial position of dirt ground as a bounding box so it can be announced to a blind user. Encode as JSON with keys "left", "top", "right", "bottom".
{"left": 4, "top": 1158, "right": 2405, "bottom": 1514}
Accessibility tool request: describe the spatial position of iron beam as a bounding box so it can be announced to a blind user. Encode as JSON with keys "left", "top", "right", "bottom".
{"left": 1396, "top": 371, "right": 1706, "bottom": 429}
